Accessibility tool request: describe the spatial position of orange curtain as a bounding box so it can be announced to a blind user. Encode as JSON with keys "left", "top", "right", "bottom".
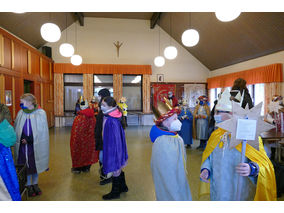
{"left": 207, "top": 63, "right": 283, "bottom": 89}
{"left": 54, "top": 63, "right": 152, "bottom": 75}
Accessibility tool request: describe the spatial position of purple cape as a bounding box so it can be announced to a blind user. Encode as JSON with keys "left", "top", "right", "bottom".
{"left": 103, "top": 116, "right": 128, "bottom": 174}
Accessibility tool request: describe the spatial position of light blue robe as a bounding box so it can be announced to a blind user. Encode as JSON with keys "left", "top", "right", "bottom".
{"left": 150, "top": 125, "right": 192, "bottom": 201}
{"left": 178, "top": 108, "right": 193, "bottom": 145}
{"left": 196, "top": 106, "right": 209, "bottom": 140}
{"left": 201, "top": 133, "right": 257, "bottom": 201}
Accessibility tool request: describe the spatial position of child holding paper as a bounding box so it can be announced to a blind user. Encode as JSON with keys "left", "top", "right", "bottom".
{"left": 199, "top": 88, "right": 277, "bottom": 201}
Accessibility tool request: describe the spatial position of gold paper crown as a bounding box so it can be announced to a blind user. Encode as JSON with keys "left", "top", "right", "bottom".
{"left": 152, "top": 97, "right": 180, "bottom": 125}
{"left": 216, "top": 89, "right": 243, "bottom": 112}
{"left": 182, "top": 98, "right": 188, "bottom": 106}
{"left": 216, "top": 88, "right": 232, "bottom": 112}
{"left": 120, "top": 97, "right": 127, "bottom": 103}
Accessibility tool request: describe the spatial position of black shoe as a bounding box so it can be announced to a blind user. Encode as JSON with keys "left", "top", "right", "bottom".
{"left": 82, "top": 165, "right": 91, "bottom": 173}
{"left": 99, "top": 164, "right": 112, "bottom": 185}
{"left": 102, "top": 176, "right": 121, "bottom": 200}
{"left": 33, "top": 184, "right": 42, "bottom": 196}
{"left": 100, "top": 177, "right": 113, "bottom": 185}
{"left": 119, "top": 171, "right": 128, "bottom": 193}
{"left": 27, "top": 185, "right": 36, "bottom": 197}
{"left": 186, "top": 145, "right": 192, "bottom": 149}
{"left": 71, "top": 168, "right": 81, "bottom": 174}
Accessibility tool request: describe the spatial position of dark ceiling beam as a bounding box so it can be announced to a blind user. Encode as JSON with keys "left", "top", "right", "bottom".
{"left": 150, "top": 12, "right": 162, "bottom": 29}
{"left": 74, "top": 12, "right": 84, "bottom": 26}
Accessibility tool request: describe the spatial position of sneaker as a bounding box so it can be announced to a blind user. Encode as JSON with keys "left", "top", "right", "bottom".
{"left": 71, "top": 168, "right": 81, "bottom": 174}
{"left": 27, "top": 185, "right": 36, "bottom": 197}
{"left": 100, "top": 177, "right": 113, "bottom": 185}
{"left": 33, "top": 184, "right": 42, "bottom": 196}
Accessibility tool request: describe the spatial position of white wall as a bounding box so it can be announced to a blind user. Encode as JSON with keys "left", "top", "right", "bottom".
{"left": 210, "top": 50, "right": 284, "bottom": 95}
{"left": 46, "top": 17, "right": 209, "bottom": 83}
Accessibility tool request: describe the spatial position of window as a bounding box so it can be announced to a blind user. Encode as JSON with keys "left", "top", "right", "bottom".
{"left": 210, "top": 84, "right": 265, "bottom": 115}
{"left": 93, "top": 75, "right": 113, "bottom": 97}
{"left": 64, "top": 74, "right": 83, "bottom": 112}
{"left": 209, "top": 88, "right": 222, "bottom": 110}
{"left": 254, "top": 83, "right": 265, "bottom": 115}
{"left": 122, "top": 75, "right": 142, "bottom": 111}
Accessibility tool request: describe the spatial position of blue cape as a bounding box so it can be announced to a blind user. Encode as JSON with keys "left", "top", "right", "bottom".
{"left": 0, "top": 144, "right": 21, "bottom": 201}
{"left": 149, "top": 125, "right": 176, "bottom": 143}
{"left": 103, "top": 116, "right": 128, "bottom": 174}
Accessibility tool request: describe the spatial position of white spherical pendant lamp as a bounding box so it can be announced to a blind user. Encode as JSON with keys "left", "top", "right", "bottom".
{"left": 71, "top": 54, "right": 82, "bottom": 66}
{"left": 164, "top": 46, "right": 178, "bottom": 60}
{"left": 59, "top": 43, "right": 74, "bottom": 57}
{"left": 40, "top": 23, "right": 61, "bottom": 42}
{"left": 154, "top": 56, "right": 165, "bottom": 67}
{"left": 215, "top": 12, "right": 241, "bottom": 22}
{"left": 181, "top": 29, "right": 199, "bottom": 47}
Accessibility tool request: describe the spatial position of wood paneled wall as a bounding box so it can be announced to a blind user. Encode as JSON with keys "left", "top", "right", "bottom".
{"left": 113, "top": 74, "right": 123, "bottom": 102}
{"left": 83, "top": 74, "right": 94, "bottom": 102}
{"left": 142, "top": 74, "right": 151, "bottom": 113}
{"left": 0, "top": 28, "right": 54, "bottom": 127}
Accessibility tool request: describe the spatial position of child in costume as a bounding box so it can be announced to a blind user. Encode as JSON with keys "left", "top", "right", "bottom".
{"left": 150, "top": 98, "right": 192, "bottom": 201}
{"left": 199, "top": 88, "right": 277, "bottom": 201}
{"left": 0, "top": 116, "right": 21, "bottom": 201}
{"left": 89, "top": 96, "right": 99, "bottom": 117}
{"left": 95, "top": 88, "right": 113, "bottom": 185}
{"left": 70, "top": 99, "right": 99, "bottom": 173}
{"left": 117, "top": 97, "right": 128, "bottom": 127}
{"left": 178, "top": 99, "right": 193, "bottom": 149}
{"left": 266, "top": 95, "right": 283, "bottom": 130}
{"left": 264, "top": 95, "right": 284, "bottom": 159}
{"left": 167, "top": 91, "right": 179, "bottom": 107}
{"left": 100, "top": 96, "right": 128, "bottom": 200}
{"left": 14, "top": 93, "right": 49, "bottom": 197}
{"left": 193, "top": 96, "right": 210, "bottom": 151}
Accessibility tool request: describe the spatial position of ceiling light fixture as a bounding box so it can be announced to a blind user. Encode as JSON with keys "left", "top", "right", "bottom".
{"left": 40, "top": 13, "right": 61, "bottom": 42}
{"left": 164, "top": 13, "right": 178, "bottom": 60}
{"left": 71, "top": 21, "right": 82, "bottom": 66}
{"left": 215, "top": 11, "right": 241, "bottom": 22}
{"left": 181, "top": 13, "right": 199, "bottom": 47}
{"left": 59, "top": 13, "right": 74, "bottom": 57}
{"left": 154, "top": 16, "right": 165, "bottom": 67}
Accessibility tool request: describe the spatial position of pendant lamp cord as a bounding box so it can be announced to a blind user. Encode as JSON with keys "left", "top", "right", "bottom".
{"left": 158, "top": 17, "right": 160, "bottom": 55}
{"left": 66, "top": 13, "right": 68, "bottom": 41}
{"left": 75, "top": 21, "right": 77, "bottom": 52}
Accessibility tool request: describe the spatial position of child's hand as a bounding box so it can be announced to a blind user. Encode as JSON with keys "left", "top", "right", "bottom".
{"left": 236, "top": 163, "right": 251, "bottom": 176}
{"left": 21, "top": 139, "right": 27, "bottom": 144}
{"left": 200, "top": 169, "right": 210, "bottom": 183}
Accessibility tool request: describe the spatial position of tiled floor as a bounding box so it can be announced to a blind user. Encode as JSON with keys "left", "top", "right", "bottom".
{"left": 28, "top": 126, "right": 284, "bottom": 201}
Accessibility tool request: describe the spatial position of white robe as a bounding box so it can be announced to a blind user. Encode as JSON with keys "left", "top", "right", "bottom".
{"left": 14, "top": 109, "right": 49, "bottom": 174}
{"left": 151, "top": 135, "right": 192, "bottom": 201}
{"left": 0, "top": 176, "right": 12, "bottom": 201}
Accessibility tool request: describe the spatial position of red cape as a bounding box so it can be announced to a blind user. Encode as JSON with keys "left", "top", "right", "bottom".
{"left": 70, "top": 108, "right": 99, "bottom": 168}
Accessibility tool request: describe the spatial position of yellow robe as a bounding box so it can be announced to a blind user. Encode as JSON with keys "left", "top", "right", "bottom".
{"left": 199, "top": 128, "right": 277, "bottom": 201}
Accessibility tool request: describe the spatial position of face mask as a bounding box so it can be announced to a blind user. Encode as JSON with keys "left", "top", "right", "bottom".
{"left": 214, "top": 115, "right": 222, "bottom": 123}
{"left": 199, "top": 101, "right": 204, "bottom": 106}
{"left": 169, "top": 119, "right": 182, "bottom": 132}
{"left": 100, "top": 105, "right": 108, "bottom": 113}
{"left": 98, "top": 96, "right": 102, "bottom": 101}
{"left": 20, "top": 103, "right": 28, "bottom": 109}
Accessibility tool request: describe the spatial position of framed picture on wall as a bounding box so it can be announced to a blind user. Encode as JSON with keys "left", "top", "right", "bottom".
{"left": 157, "top": 74, "right": 164, "bottom": 82}
{"left": 5, "top": 90, "right": 12, "bottom": 106}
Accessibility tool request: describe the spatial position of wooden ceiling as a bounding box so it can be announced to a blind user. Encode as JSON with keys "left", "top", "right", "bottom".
{"left": 0, "top": 12, "right": 283, "bottom": 70}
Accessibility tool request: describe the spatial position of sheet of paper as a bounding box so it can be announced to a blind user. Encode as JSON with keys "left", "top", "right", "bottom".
{"left": 236, "top": 119, "right": 257, "bottom": 141}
